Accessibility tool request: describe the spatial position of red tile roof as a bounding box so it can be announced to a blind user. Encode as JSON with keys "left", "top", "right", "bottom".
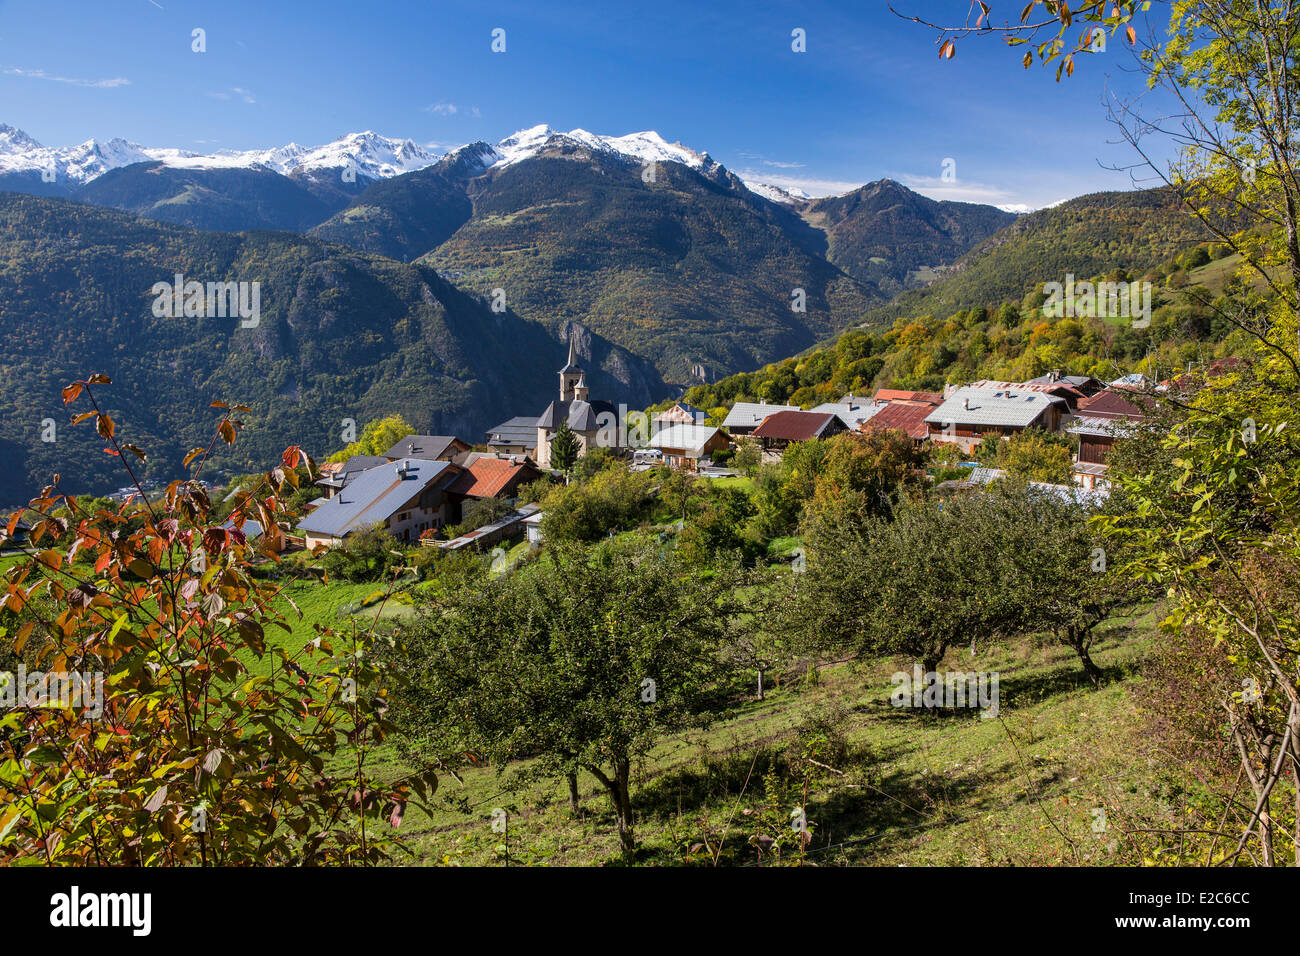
{"left": 449, "top": 458, "right": 540, "bottom": 499}
{"left": 751, "top": 410, "right": 840, "bottom": 442}
{"left": 860, "top": 402, "right": 932, "bottom": 440}
{"left": 873, "top": 388, "right": 944, "bottom": 406}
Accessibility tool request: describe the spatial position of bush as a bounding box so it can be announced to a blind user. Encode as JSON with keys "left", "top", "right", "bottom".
{"left": 539, "top": 467, "right": 655, "bottom": 542}
{"left": 320, "top": 525, "right": 405, "bottom": 582}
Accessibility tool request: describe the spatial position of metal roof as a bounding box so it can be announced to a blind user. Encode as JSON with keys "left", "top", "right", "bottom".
{"left": 381, "top": 435, "right": 465, "bottom": 462}
{"left": 649, "top": 423, "right": 725, "bottom": 456}
{"left": 722, "top": 401, "right": 801, "bottom": 429}
{"left": 485, "top": 415, "right": 539, "bottom": 449}
{"left": 925, "top": 385, "right": 1065, "bottom": 429}
{"left": 811, "top": 400, "right": 882, "bottom": 428}
{"left": 861, "top": 401, "right": 932, "bottom": 439}
{"left": 297, "top": 458, "right": 457, "bottom": 538}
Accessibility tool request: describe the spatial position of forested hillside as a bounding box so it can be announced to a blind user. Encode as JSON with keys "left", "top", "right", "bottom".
{"left": 0, "top": 193, "right": 662, "bottom": 505}
{"left": 680, "top": 239, "right": 1248, "bottom": 412}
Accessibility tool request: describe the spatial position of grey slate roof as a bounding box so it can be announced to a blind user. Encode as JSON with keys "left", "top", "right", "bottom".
{"left": 721, "top": 401, "right": 801, "bottom": 430}
{"left": 925, "top": 385, "right": 1066, "bottom": 429}
{"left": 537, "top": 399, "right": 617, "bottom": 432}
{"left": 297, "top": 458, "right": 457, "bottom": 538}
{"left": 381, "top": 434, "right": 464, "bottom": 462}
{"left": 810, "top": 400, "right": 882, "bottom": 428}
{"left": 486, "top": 415, "right": 539, "bottom": 449}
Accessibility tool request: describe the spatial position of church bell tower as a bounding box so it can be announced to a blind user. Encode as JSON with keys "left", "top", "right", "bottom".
{"left": 559, "top": 330, "right": 584, "bottom": 402}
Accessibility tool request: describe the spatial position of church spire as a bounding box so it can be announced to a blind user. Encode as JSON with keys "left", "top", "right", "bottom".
{"left": 560, "top": 328, "right": 583, "bottom": 374}
{"left": 559, "top": 328, "right": 584, "bottom": 401}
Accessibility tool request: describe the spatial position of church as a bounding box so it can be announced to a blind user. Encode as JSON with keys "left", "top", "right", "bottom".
{"left": 535, "top": 332, "right": 624, "bottom": 467}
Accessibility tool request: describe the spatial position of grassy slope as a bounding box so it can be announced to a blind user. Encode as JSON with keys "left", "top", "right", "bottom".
{"left": 352, "top": 603, "right": 1172, "bottom": 867}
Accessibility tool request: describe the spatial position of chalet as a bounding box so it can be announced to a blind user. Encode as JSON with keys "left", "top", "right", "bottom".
{"left": 653, "top": 402, "right": 707, "bottom": 432}
{"left": 1067, "top": 388, "right": 1147, "bottom": 489}
{"left": 535, "top": 332, "right": 624, "bottom": 467}
{"left": 448, "top": 455, "right": 544, "bottom": 501}
{"left": 925, "top": 384, "right": 1069, "bottom": 453}
{"left": 860, "top": 401, "right": 933, "bottom": 445}
{"left": 1029, "top": 370, "right": 1105, "bottom": 398}
{"left": 314, "top": 454, "right": 388, "bottom": 500}
{"left": 484, "top": 416, "right": 539, "bottom": 457}
{"left": 648, "top": 423, "right": 729, "bottom": 471}
{"left": 381, "top": 434, "right": 471, "bottom": 464}
{"left": 297, "top": 458, "right": 465, "bottom": 548}
{"left": 721, "top": 401, "right": 801, "bottom": 436}
{"left": 750, "top": 410, "right": 847, "bottom": 454}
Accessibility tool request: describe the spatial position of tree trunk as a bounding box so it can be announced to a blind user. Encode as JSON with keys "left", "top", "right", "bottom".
{"left": 613, "top": 758, "right": 635, "bottom": 856}
{"left": 1068, "top": 630, "right": 1102, "bottom": 688}
{"left": 756, "top": 667, "right": 765, "bottom": 701}
{"left": 567, "top": 772, "right": 580, "bottom": 815}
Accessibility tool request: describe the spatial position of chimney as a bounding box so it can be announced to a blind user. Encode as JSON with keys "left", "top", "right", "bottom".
{"left": 963, "top": 397, "right": 970, "bottom": 410}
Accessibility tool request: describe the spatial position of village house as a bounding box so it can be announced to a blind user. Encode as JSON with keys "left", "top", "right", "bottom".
{"left": 1029, "top": 370, "right": 1105, "bottom": 398}
{"left": 297, "top": 457, "right": 465, "bottom": 548}
{"left": 314, "top": 454, "right": 388, "bottom": 500}
{"left": 449, "top": 454, "right": 544, "bottom": 501}
{"left": 1066, "top": 387, "right": 1147, "bottom": 490}
{"left": 721, "top": 400, "right": 801, "bottom": 436}
{"left": 652, "top": 401, "right": 707, "bottom": 433}
{"left": 648, "top": 422, "right": 729, "bottom": 471}
{"left": 925, "top": 384, "right": 1070, "bottom": 453}
{"left": 535, "top": 332, "right": 624, "bottom": 467}
{"left": 483, "top": 416, "right": 539, "bottom": 458}
{"left": 381, "top": 434, "right": 471, "bottom": 464}
{"left": 860, "top": 401, "right": 934, "bottom": 446}
{"left": 750, "top": 410, "right": 847, "bottom": 456}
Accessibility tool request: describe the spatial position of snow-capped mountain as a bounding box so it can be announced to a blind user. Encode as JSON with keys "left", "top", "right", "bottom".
{"left": 0, "top": 124, "right": 440, "bottom": 184}
{"left": 0, "top": 121, "right": 807, "bottom": 205}
{"left": 474, "top": 124, "right": 718, "bottom": 174}
{"left": 741, "top": 180, "right": 812, "bottom": 206}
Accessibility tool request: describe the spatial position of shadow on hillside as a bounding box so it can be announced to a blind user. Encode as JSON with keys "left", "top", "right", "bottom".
{"left": 632, "top": 758, "right": 1044, "bottom": 866}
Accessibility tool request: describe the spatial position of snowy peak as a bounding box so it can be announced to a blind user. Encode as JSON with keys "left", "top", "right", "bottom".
{"left": 483, "top": 124, "right": 714, "bottom": 173}
{"left": 1, "top": 120, "right": 787, "bottom": 206}
{"left": 0, "top": 124, "right": 441, "bottom": 184}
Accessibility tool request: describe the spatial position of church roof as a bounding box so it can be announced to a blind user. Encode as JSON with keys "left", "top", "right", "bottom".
{"left": 538, "top": 399, "right": 617, "bottom": 432}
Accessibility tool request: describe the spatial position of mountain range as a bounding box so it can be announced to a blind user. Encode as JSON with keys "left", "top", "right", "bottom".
{"left": 0, "top": 120, "right": 1116, "bottom": 504}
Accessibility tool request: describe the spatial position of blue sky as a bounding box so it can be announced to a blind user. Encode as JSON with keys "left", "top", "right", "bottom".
{"left": 0, "top": 0, "right": 1174, "bottom": 210}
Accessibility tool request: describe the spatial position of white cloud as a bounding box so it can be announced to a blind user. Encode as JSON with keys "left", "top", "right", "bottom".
{"left": 4, "top": 67, "right": 129, "bottom": 88}
{"left": 208, "top": 87, "right": 256, "bottom": 104}
{"left": 424, "top": 103, "right": 458, "bottom": 116}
